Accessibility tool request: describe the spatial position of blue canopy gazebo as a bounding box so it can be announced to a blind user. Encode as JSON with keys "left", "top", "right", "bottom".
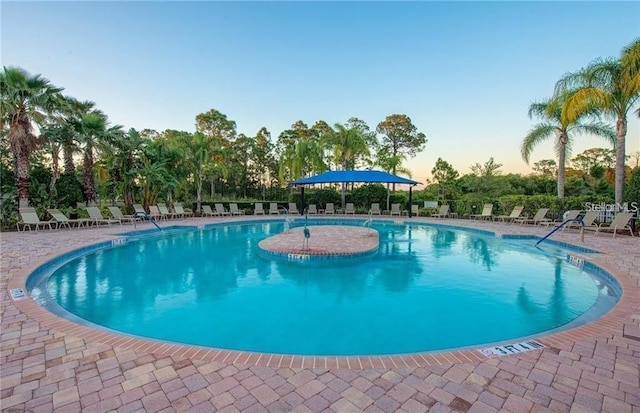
{"left": 290, "top": 170, "right": 421, "bottom": 217}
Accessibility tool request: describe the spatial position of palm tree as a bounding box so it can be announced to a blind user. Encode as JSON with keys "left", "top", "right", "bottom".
{"left": 522, "top": 95, "right": 616, "bottom": 198}
{"left": 323, "top": 122, "right": 372, "bottom": 206}
{"left": 0, "top": 67, "right": 64, "bottom": 206}
{"left": 555, "top": 38, "right": 640, "bottom": 206}
{"left": 72, "top": 110, "right": 122, "bottom": 204}
{"left": 60, "top": 97, "right": 96, "bottom": 174}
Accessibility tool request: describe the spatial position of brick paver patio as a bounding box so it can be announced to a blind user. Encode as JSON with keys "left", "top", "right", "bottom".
{"left": 1, "top": 215, "right": 638, "bottom": 412}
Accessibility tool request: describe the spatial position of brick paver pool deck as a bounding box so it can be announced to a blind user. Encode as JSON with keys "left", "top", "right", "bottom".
{"left": 1, "top": 215, "right": 638, "bottom": 412}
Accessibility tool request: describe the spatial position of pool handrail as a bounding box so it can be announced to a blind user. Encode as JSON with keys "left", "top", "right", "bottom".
{"left": 536, "top": 218, "right": 584, "bottom": 246}
{"left": 132, "top": 211, "right": 162, "bottom": 231}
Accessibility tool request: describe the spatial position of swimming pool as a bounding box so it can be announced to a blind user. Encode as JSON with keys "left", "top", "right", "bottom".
{"left": 28, "top": 219, "right": 619, "bottom": 356}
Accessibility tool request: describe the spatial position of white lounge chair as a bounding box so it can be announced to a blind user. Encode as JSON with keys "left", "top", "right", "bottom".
{"left": 370, "top": 203, "right": 381, "bottom": 215}
{"left": 470, "top": 204, "right": 493, "bottom": 220}
{"left": 229, "top": 203, "right": 244, "bottom": 216}
{"left": 173, "top": 203, "right": 193, "bottom": 218}
{"left": 345, "top": 203, "right": 355, "bottom": 214}
{"left": 17, "top": 208, "right": 56, "bottom": 231}
{"left": 254, "top": 203, "right": 265, "bottom": 215}
{"left": 86, "top": 206, "right": 120, "bottom": 226}
{"left": 48, "top": 208, "right": 90, "bottom": 229}
{"left": 495, "top": 205, "right": 523, "bottom": 223}
{"left": 107, "top": 206, "right": 138, "bottom": 225}
{"left": 431, "top": 204, "right": 449, "bottom": 218}
{"left": 288, "top": 203, "right": 299, "bottom": 215}
{"left": 514, "top": 208, "right": 551, "bottom": 226}
{"left": 324, "top": 203, "right": 335, "bottom": 215}
{"left": 157, "top": 203, "right": 179, "bottom": 220}
{"left": 390, "top": 203, "right": 402, "bottom": 216}
{"left": 201, "top": 205, "right": 216, "bottom": 217}
{"left": 411, "top": 204, "right": 419, "bottom": 216}
{"left": 584, "top": 212, "right": 634, "bottom": 238}
{"left": 215, "top": 203, "right": 230, "bottom": 216}
{"left": 148, "top": 205, "right": 163, "bottom": 220}
{"left": 269, "top": 203, "right": 279, "bottom": 215}
{"left": 307, "top": 204, "right": 318, "bottom": 214}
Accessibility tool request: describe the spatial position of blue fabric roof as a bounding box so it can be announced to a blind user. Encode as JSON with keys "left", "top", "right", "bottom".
{"left": 291, "top": 170, "right": 420, "bottom": 186}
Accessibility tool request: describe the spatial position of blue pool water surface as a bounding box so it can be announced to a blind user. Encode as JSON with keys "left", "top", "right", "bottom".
{"left": 34, "top": 220, "right": 618, "bottom": 356}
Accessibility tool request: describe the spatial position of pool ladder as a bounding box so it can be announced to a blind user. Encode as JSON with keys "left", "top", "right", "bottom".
{"left": 536, "top": 218, "right": 584, "bottom": 246}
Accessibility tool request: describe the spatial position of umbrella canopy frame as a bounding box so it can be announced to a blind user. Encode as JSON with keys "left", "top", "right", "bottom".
{"left": 290, "top": 170, "right": 420, "bottom": 217}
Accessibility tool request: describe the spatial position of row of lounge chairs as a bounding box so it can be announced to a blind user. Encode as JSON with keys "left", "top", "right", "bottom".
{"left": 431, "top": 204, "right": 635, "bottom": 237}
{"left": 17, "top": 206, "right": 137, "bottom": 231}
{"left": 133, "top": 203, "right": 194, "bottom": 220}
{"left": 250, "top": 202, "right": 407, "bottom": 216}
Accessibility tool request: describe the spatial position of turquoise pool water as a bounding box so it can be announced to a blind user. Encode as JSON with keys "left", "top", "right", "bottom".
{"left": 34, "top": 220, "right": 618, "bottom": 356}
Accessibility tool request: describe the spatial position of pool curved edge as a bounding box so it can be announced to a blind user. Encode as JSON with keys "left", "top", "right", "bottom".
{"left": 6, "top": 220, "right": 640, "bottom": 370}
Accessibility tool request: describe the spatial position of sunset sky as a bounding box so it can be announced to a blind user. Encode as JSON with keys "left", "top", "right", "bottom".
{"left": 3, "top": 1, "right": 639, "bottom": 184}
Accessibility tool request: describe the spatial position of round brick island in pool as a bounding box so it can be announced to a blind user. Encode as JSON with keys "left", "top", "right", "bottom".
{"left": 258, "top": 225, "right": 379, "bottom": 261}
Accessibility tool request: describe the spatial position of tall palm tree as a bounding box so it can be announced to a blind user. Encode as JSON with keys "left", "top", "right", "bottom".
{"left": 522, "top": 95, "right": 616, "bottom": 198}
{"left": 0, "top": 67, "right": 64, "bottom": 206}
{"left": 555, "top": 38, "right": 640, "bottom": 206}
{"left": 72, "top": 110, "right": 122, "bottom": 204}
{"left": 61, "top": 97, "right": 96, "bottom": 174}
{"left": 323, "top": 122, "right": 372, "bottom": 206}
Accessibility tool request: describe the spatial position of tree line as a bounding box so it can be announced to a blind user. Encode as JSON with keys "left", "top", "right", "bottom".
{"left": 1, "top": 38, "right": 638, "bottom": 228}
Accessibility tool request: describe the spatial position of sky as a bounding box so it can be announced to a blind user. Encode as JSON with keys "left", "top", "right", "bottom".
{"left": 2, "top": 1, "right": 639, "bottom": 185}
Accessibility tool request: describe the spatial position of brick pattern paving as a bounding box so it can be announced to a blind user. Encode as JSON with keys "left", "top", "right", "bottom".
{"left": 2, "top": 215, "right": 639, "bottom": 412}
{"left": 259, "top": 225, "right": 379, "bottom": 257}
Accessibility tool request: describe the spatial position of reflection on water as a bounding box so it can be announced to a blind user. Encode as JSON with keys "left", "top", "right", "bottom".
{"left": 46, "top": 221, "right": 608, "bottom": 355}
{"left": 517, "top": 258, "right": 570, "bottom": 323}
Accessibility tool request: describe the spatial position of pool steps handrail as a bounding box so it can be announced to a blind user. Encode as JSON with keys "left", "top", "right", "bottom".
{"left": 132, "top": 211, "right": 163, "bottom": 231}
{"left": 536, "top": 218, "right": 584, "bottom": 246}
{"left": 363, "top": 210, "right": 374, "bottom": 235}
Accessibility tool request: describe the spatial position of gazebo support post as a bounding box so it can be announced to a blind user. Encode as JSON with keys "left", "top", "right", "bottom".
{"left": 300, "top": 187, "right": 305, "bottom": 216}
{"left": 409, "top": 186, "right": 413, "bottom": 218}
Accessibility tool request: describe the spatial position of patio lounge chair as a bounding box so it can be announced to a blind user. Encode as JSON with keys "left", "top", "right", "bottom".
{"left": 269, "top": 203, "right": 279, "bottom": 215}
{"left": 254, "top": 203, "right": 265, "bottom": 215}
{"left": 470, "top": 204, "right": 493, "bottom": 220}
{"left": 201, "top": 205, "right": 216, "bottom": 217}
{"left": 324, "top": 203, "right": 335, "bottom": 214}
{"left": 229, "top": 203, "right": 244, "bottom": 216}
{"left": 390, "top": 203, "right": 402, "bottom": 216}
{"left": 48, "top": 208, "right": 90, "bottom": 229}
{"left": 107, "top": 206, "right": 138, "bottom": 225}
{"left": 566, "top": 210, "right": 599, "bottom": 232}
{"left": 584, "top": 212, "right": 635, "bottom": 238}
{"left": 288, "top": 203, "right": 299, "bottom": 215}
{"left": 553, "top": 209, "right": 582, "bottom": 228}
{"left": 539, "top": 209, "right": 582, "bottom": 228}
{"left": 17, "top": 208, "right": 56, "bottom": 231}
{"left": 345, "top": 203, "right": 355, "bottom": 214}
{"left": 370, "top": 203, "right": 381, "bottom": 215}
{"left": 495, "top": 205, "right": 523, "bottom": 223}
{"left": 411, "top": 204, "right": 420, "bottom": 216}
{"left": 173, "top": 203, "right": 193, "bottom": 218}
{"left": 431, "top": 204, "right": 449, "bottom": 218}
{"left": 133, "top": 204, "right": 146, "bottom": 215}
{"left": 307, "top": 204, "right": 318, "bottom": 214}
{"left": 215, "top": 203, "right": 230, "bottom": 216}
{"left": 148, "top": 205, "right": 163, "bottom": 220}
{"left": 514, "top": 208, "right": 551, "bottom": 226}
{"left": 157, "top": 203, "right": 179, "bottom": 220}
{"left": 86, "top": 206, "right": 120, "bottom": 226}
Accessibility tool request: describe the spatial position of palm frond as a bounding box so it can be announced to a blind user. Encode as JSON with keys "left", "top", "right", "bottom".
{"left": 574, "top": 122, "right": 617, "bottom": 146}
{"left": 521, "top": 123, "right": 557, "bottom": 163}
